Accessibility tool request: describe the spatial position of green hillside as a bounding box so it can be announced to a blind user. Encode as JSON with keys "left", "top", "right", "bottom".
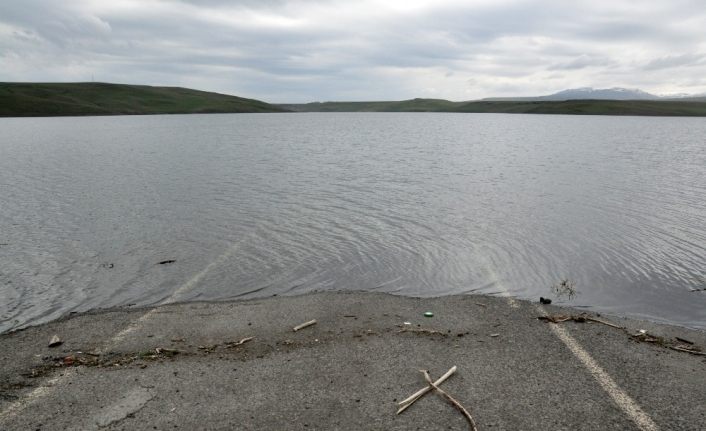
{"left": 4, "top": 83, "right": 705, "bottom": 117}
{"left": 0, "top": 82, "right": 285, "bottom": 117}
{"left": 281, "top": 98, "right": 706, "bottom": 116}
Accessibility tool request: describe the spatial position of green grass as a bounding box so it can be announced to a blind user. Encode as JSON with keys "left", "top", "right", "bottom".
{"left": 280, "top": 98, "right": 706, "bottom": 117}
{"left": 0, "top": 82, "right": 286, "bottom": 117}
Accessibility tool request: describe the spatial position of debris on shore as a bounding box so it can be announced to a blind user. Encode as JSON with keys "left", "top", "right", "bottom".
{"left": 397, "top": 366, "right": 478, "bottom": 431}
{"left": 48, "top": 335, "right": 63, "bottom": 347}
{"left": 538, "top": 313, "right": 706, "bottom": 356}
{"left": 537, "top": 313, "right": 621, "bottom": 328}
{"left": 293, "top": 319, "right": 317, "bottom": 332}
{"left": 224, "top": 337, "right": 254, "bottom": 348}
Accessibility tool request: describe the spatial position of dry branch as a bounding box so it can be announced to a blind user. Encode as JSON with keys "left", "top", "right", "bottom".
{"left": 422, "top": 370, "right": 478, "bottom": 431}
{"left": 293, "top": 319, "right": 317, "bottom": 332}
{"left": 675, "top": 336, "right": 694, "bottom": 345}
{"left": 397, "top": 365, "right": 456, "bottom": 414}
{"left": 538, "top": 314, "right": 622, "bottom": 329}
{"left": 669, "top": 346, "right": 706, "bottom": 356}
{"left": 585, "top": 317, "right": 623, "bottom": 329}
{"left": 226, "top": 337, "right": 254, "bottom": 348}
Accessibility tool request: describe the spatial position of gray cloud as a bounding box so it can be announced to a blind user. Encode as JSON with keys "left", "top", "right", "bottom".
{"left": 643, "top": 53, "right": 706, "bottom": 71}
{"left": 548, "top": 54, "right": 617, "bottom": 71}
{"left": 1, "top": 0, "right": 706, "bottom": 101}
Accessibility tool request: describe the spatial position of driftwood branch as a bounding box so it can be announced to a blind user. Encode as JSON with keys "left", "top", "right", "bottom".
{"left": 675, "top": 337, "right": 694, "bottom": 345}
{"left": 225, "top": 337, "right": 254, "bottom": 348}
{"left": 397, "top": 365, "right": 456, "bottom": 414}
{"left": 293, "top": 319, "right": 317, "bottom": 332}
{"left": 585, "top": 317, "right": 623, "bottom": 329}
{"left": 539, "top": 313, "right": 706, "bottom": 358}
{"left": 422, "top": 370, "right": 478, "bottom": 431}
{"left": 538, "top": 314, "right": 622, "bottom": 329}
{"left": 669, "top": 346, "right": 706, "bottom": 356}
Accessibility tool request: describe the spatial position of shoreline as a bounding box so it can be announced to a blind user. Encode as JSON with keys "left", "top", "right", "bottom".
{"left": 1, "top": 291, "right": 704, "bottom": 429}
{"left": 4, "top": 288, "right": 704, "bottom": 337}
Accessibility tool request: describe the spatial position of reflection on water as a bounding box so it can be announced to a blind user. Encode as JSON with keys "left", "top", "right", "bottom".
{"left": 0, "top": 112, "right": 704, "bottom": 332}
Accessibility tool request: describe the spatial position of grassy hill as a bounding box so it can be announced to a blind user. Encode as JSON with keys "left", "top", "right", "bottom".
{"left": 4, "top": 83, "right": 705, "bottom": 117}
{"left": 281, "top": 98, "right": 706, "bottom": 116}
{"left": 0, "top": 82, "right": 286, "bottom": 117}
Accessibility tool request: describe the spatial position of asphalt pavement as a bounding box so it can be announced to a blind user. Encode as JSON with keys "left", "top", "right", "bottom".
{"left": 1, "top": 292, "right": 705, "bottom": 430}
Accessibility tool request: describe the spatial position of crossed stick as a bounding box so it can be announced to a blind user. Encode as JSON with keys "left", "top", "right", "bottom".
{"left": 397, "top": 365, "right": 478, "bottom": 431}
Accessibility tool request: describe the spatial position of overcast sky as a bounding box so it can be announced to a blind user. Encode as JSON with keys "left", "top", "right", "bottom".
{"left": 1, "top": 0, "right": 705, "bottom": 102}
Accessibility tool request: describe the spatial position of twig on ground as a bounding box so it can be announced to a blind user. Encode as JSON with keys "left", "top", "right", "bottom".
{"left": 422, "top": 370, "right": 478, "bottom": 431}
{"left": 538, "top": 314, "right": 622, "bottom": 329}
{"left": 293, "top": 319, "right": 317, "bottom": 332}
{"left": 675, "top": 336, "right": 694, "bottom": 345}
{"left": 225, "top": 337, "right": 254, "bottom": 348}
{"left": 669, "top": 346, "right": 706, "bottom": 356}
{"left": 585, "top": 317, "right": 623, "bottom": 329}
{"left": 154, "top": 347, "right": 182, "bottom": 354}
{"left": 397, "top": 365, "right": 456, "bottom": 414}
{"left": 539, "top": 313, "right": 706, "bottom": 358}
{"left": 537, "top": 315, "right": 572, "bottom": 323}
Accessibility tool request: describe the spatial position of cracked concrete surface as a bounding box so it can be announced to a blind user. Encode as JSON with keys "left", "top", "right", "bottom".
{"left": 1, "top": 292, "right": 705, "bottom": 430}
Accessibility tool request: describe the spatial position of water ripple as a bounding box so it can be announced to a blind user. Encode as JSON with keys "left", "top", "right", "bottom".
{"left": 1, "top": 113, "right": 704, "bottom": 332}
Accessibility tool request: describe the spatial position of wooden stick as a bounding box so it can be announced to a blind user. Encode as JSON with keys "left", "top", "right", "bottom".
{"left": 293, "top": 319, "right": 317, "bottom": 332}
{"left": 422, "top": 370, "right": 478, "bottom": 431}
{"left": 227, "top": 337, "right": 254, "bottom": 347}
{"left": 669, "top": 346, "right": 706, "bottom": 356}
{"left": 675, "top": 336, "right": 694, "bottom": 345}
{"left": 585, "top": 317, "right": 623, "bottom": 329}
{"left": 538, "top": 315, "right": 571, "bottom": 323}
{"left": 397, "top": 365, "right": 456, "bottom": 414}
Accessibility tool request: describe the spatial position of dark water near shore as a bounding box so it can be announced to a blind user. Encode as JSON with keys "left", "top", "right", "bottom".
{"left": 1, "top": 113, "right": 705, "bottom": 333}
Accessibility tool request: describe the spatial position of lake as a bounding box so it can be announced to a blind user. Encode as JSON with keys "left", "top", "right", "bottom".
{"left": 1, "top": 112, "right": 704, "bottom": 333}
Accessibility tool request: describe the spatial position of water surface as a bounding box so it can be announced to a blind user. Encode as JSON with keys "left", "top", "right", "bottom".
{"left": 1, "top": 113, "right": 704, "bottom": 332}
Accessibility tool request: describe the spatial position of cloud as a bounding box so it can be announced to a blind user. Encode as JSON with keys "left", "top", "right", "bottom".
{"left": 1, "top": 0, "right": 706, "bottom": 101}
{"left": 643, "top": 53, "right": 706, "bottom": 71}
{"left": 548, "top": 54, "right": 617, "bottom": 71}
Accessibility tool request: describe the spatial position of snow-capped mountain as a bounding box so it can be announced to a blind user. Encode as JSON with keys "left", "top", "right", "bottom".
{"left": 659, "top": 92, "right": 706, "bottom": 100}
{"left": 481, "top": 87, "right": 706, "bottom": 101}
{"left": 539, "top": 87, "right": 659, "bottom": 101}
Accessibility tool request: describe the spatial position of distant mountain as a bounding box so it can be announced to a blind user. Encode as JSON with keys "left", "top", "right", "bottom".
{"left": 484, "top": 87, "right": 660, "bottom": 101}
{"left": 484, "top": 87, "right": 706, "bottom": 102}
{"left": 0, "top": 82, "right": 286, "bottom": 117}
{"left": 540, "top": 87, "right": 659, "bottom": 101}
{"left": 660, "top": 92, "right": 706, "bottom": 101}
